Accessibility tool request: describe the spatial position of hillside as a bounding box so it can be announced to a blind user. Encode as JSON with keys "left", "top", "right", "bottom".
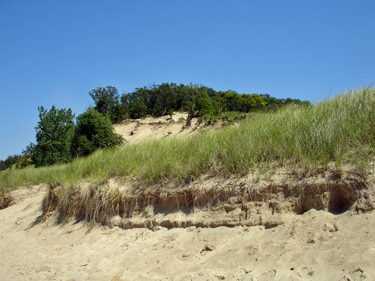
{"left": 0, "top": 88, "right": 375, "bottom": 280}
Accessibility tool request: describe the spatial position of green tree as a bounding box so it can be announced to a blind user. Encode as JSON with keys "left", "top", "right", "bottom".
{"left": 242, "top": 94, "right": 257, "bottom": 111}
{"left": 0, "top": 154, "right": 23, "bottom": 171}
{"left": 120, "top": 93, "right": 130, "bottom": 119}
{"left": 89, "top": 86, "right": 124, "bottom": 124}
{"left": 32, "top": 106, "right": 75, "bottom": 167}
{"left": 252, "top": 94, "right": 267, "bottom": 109}
{"left": 157, "top": 83, "right": 176, "bottom": 116}
{"left": 71, "top": 109, "right": 125, "bottom": 157}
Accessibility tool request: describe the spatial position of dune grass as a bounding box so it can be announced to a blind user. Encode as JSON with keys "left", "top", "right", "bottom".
{"left": 1, "top": 87, "right": 374, "bottom": 199}
{"left": 201, "top": 111, "right": 248, "bottom": 124}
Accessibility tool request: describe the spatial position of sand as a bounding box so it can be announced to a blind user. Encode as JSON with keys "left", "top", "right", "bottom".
{"left": 0, "top": 185, "right": 374, "bottom": 281}
{"left": 113, "top": 112, "right": 204, "bottom": 144}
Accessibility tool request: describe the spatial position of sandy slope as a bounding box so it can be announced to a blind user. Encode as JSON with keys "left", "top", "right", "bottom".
{"left": 113, "top": 112, "right": 202, "bottom": 143}
{"left": 0, "top": 185, "right": 374, "bottom": 281}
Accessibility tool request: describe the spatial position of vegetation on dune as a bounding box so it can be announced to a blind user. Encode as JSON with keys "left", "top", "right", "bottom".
{"left": 0, "top": 154, "right": 23, "bottom": 171}
{"left": 71, "top": 109, "right": 124, "bottom": 158}
{"left": 1, "top": 87, "right": 374, "bottom": 199}
{"left": 1, "top": 82, "right": 308, "bottom": 172}
{"left": 102, "top": 82, "right": 310, "bottom": 121}
{"left": 31, "top": 106, "right": 76, "bottom": 167}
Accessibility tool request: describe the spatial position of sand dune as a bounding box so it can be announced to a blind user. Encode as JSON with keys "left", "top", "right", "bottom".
{"left": 1, "top": 115, "right": 375, "bottom": 280}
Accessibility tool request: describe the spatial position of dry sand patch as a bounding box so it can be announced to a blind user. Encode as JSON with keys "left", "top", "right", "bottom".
{"left": 113, "top": 112, "right": 207, "bottom": 144}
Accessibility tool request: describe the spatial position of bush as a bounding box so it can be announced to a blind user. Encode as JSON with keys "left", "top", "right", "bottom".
{"left": 16, "top": 155, "right": 32, "bottom": 169}
{"left": 71, "top": 109, "right": 125, "bottom": 157}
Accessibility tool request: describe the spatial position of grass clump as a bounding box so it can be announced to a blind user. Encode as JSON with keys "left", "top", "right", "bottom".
{"left": 0, "top": 186, "right": 13, "bottom": 209}
{"left": 1, "top": 87, "right": 374, "bottom": 192}
{"left": 201, "top": 111, "right": 248, "bottom": 125}
{"left": 42, "top": 180, "right": 124, "bottom": 224}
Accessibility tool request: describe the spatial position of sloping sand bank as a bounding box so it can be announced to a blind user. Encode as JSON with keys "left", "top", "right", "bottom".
{"left": 113, "top": 112, "right": 205, "bottom": 143}
{"left": 1, "top": 174, "right": 374, "bottom": 280}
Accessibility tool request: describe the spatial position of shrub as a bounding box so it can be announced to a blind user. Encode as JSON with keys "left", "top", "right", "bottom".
{"left": 71, "top": 109, "right": 125, "bottom": 157}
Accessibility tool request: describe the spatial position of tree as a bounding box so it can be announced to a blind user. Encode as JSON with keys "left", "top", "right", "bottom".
{"left": 0, "top": 154, "right": 22, "bottom": 171}
{"left": 157, "top": 83, "right": 176, "bottom": 116}
{"left": 120, "top": 93, "right": 130, "bottom": 119}
{"left": 71, "top": 109, "right": 125, "bottom": 157}
{"left": 242, "top": 94, "right": 257, "bottom": 112}
{"left": 31, "top": 106, "right": 75, "bottom": 167}
{"left": 89, "top": 86, "right": 124, "bottom": 124}
{"left": 252, "top": 94, "right": 267, "bottom": 109}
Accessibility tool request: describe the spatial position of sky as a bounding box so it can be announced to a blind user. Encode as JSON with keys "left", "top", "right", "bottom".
{"left": 0, "top": 0, "right": 374, "bottom": 160}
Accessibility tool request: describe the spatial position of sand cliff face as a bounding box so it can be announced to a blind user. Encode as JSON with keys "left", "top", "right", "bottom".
{"left": 106, "top": 171, "right": 373, "bottom": 230}
{"left": 34, "top": 163, "right": 374, "bottom": 232}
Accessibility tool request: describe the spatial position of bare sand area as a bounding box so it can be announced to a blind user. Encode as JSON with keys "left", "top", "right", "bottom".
{"left": 113, "top": 112, "right": 203, "bottom": 143}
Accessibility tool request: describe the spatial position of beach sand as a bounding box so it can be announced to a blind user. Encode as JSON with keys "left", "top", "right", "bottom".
{"left": 0, "top": 185, "right": 374, "bottom": 280}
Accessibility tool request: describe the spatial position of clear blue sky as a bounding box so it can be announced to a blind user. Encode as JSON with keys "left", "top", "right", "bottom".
{"left": 1, "top": 0, "right": 374, "bottom": 160}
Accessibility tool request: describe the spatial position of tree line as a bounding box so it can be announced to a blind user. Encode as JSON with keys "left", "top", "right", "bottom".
{"left": 90, "top": 83, "right": 310, "bottom": 124}
{"left": 0, "top": 82, "right": 310, "bottom": 170}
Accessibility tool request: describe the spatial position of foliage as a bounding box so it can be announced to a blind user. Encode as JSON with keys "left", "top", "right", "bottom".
{"left": 0, "top": 154, "right": 22, "bottom": 171}
{"left": 31, "top": 106, "right": 75, "bottom": 167}
{"left": 167, "top": 109, "right": 174, "bottom": 118}
{"left": 86, "top": 83, "right": 310, "bottom": 123}
{"left": 260, "top": 93, "right": 310, "bottom": 111}
{"left": 71, "top": 109, "right": 125, "bottom": 157}
{"left": 22, "top": 142, "right": 36, "bottom": 157}
{"left": 89, "top": 86, "right": 125, "bottom": 124}
{"left": 0, "top": 144, "right": 34, "bottom": 171}
{"left": 16, "top": 155, "right": 32, "bottom": 169}
{"left": 117, "top": 82, "right": 310, "bottom": 122}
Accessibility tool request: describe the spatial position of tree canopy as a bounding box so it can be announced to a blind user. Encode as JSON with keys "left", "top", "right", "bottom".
{"left": 89, "top": 86, "right": 125, "bottom": 124}
{"left": 88, "top": 83, "right": 311, "bottom": 122}
{"left": 31, "top": 106, "right": 75, "bottom": 167}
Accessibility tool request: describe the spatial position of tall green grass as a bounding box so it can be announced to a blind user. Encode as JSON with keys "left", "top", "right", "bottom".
{"left": 1, "top": 87, "right": 374, "bottom": 193}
